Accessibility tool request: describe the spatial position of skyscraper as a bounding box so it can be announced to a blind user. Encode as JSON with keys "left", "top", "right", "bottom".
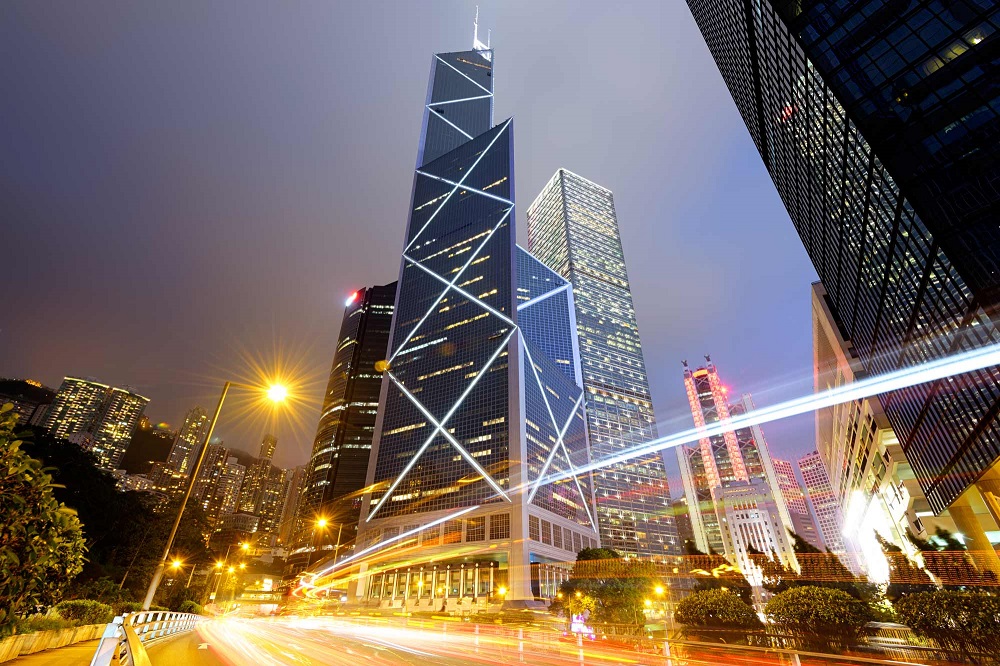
{"left": 772, "top": 458, "right": 822, "bottom": 550}
{"left": 677, "top": 360, "right": 795, "bottom": 574}
{"left": 353, "top": 26, "right": 598, "bottom": 603}
{"left": 167, "top": 406, "right": 211, "bottom": 474}
{"left": 42, "top": 377, "right": 110, "bottom": 441}
{"left": 799, "top": 450, "right": 851, "bottom": 568}
{"left": 89, "top": 386, "right": 149, "bottom": 469}
{"left": 240, "top": 434, "right": 280, "bottom": 516}
{"left": 278, "top": 464, "right": 307, "bottom": 546}
{"left": 42, "top": 377, "right": 148, "bottom": 469}
{"left": 685, "top": 0, "right": 1000, "bottom": 517}
{"left": 258, "top": 434, "right": 277, "bottom": 462}
{"left": 287, "top": 282, "right": 396, "bottom": 578}
{"left": 526, "top": 169, "right": 679, "bottom": 557}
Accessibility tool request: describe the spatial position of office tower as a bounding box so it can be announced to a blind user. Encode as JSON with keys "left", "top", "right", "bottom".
{"left": 354, "top": 26, "right": 599, "bottom": 603}
{"left": 41, "top": 377, "right": 110, "bottom": 441}
{"left": 0, "top": 379, "right": 55, "bottom": 425}
{"left": 278, "top": 465, "right": 307, "bottom": 545}
{"left": 193, "top": 443, "right": 230, "bottom": 513}
{"left": 209, "top": 456, "right": 246, "bottom": 522}
{"left": 773, "top": 458, "right": 823, "bottom": 550}
{"left": 799, "top": 450, "right": 851, "bottom": 566}
{"left": 89, "top": 386, "right": 149, "bottom": 469}
{"left": 526, "top": 168, "right": 679, "bottom": 557}
{"left": 811, "top": 281, "right": 997, "bottom": 576}
{"left": 167, "top": 407, "right": 210, "bottom": 474}
{"left": 677, "top": 361, "right": 798, "bottom": 597}
{"left": 678, "top": 360, "right": 794, "bottom": 555}
{"left": 685, "top": 0, "right": 1000, "bottom": 519}
{"left": 287, "top": 283, "right": 396, "bottom": 578}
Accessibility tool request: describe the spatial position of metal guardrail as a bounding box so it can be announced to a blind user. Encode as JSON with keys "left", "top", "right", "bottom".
{"left": 88, "top": 611, "right": 201, "bottom": 666}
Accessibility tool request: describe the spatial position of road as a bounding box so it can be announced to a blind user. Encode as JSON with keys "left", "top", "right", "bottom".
{"left": 143, "top": 617, "right": 912, "bottom": 666}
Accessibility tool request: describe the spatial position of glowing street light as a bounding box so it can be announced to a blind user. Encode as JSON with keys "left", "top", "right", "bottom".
{"left": 142, "top": 378, "right": 291, "bottom": 610}
{"left": 171, "top": 559, "right": 183, "bottom": 571}
{"left": 654, "top": 585, "right": 665, "bottom": 596}
{"left": 266, "top": 384, "right": 288, "bottom": 403}
{"left": 228, "top": 566, "right": 236, "bottom": 574}
{"left": 316, "top": 518, "right": 328, "bottom": 529}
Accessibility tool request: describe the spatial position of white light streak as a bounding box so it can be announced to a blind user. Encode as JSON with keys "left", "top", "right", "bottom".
{"left": 545, "top": 342, "right": 1000, "bottom": 484}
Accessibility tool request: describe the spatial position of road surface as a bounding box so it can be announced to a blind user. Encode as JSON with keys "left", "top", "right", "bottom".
{"left": 143, "top": 617, "right": 907, "bottom": 666}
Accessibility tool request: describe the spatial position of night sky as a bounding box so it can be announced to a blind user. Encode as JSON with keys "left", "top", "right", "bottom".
{"left": 2, "top": 1, "right": 818, "bottom": 484}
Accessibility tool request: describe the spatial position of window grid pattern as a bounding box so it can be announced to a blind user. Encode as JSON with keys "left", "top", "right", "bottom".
{"left": 687, "top": 0, "right": 1000, "bottom": 512}
{"left": 527, "top": 170, "right": 680, "bottom": 555}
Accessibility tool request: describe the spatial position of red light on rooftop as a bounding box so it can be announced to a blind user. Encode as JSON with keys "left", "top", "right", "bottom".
{"left": 345, "top": 290, "right": 361, "bottom": 307}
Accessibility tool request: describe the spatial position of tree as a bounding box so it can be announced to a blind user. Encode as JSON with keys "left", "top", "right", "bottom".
{"left": 765, "top": 586, "right": 874, "bottom": 651}
{"left": 552, "top": 548, "right": 657, "bottom": 635}
{"left": 895, "top": 590, "right": 1000, "bottom": 664}
{"left": 0, "top": 405, "right": 86, "bottom": 635}
{"left": 20, "top": 427, "right": 212, "bottom": 602}
{"left": 675, "top": 589, "right": 762, "bottom": 634}
{"left": 876, "top": 535, "right": 935, "bottom": 602}
{"left": 909, "top": 528, "right": 998, "bottom": 591}
{"left": 683, "top": 541, "right": 752, "bottom": 602}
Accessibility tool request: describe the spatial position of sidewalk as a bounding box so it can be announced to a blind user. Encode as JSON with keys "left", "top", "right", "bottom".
{"left": 5, "top": 640, "right": 99, "bottom": 666}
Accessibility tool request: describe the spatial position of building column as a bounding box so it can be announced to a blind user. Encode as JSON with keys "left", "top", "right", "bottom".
{"left": 975, "top": 464, "right": 1000, "bottom": 531}
{"left": 948, "top": 491, "right": 1000, "bottom": 576}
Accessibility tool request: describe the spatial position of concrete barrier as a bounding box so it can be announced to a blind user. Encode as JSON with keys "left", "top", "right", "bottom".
{"left": 0, "top": 624, "right": 106, "bottom": 663}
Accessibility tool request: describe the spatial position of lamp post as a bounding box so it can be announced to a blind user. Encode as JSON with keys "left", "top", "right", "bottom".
{"left": 142, "top": 381, "right": 287, "bottom": 610}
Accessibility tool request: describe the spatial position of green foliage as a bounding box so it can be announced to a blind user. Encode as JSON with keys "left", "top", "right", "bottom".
{"left": 675, "top": 589, "right": 762, "bottom": 630}
{"left": 550, "top": 550, "right": 657, "bottom": 634}
{"left": 112, "top": 601, "right": 145, "bottom": 616}
{"left": 895, "top": 591, "right": 1000, "bottom": 663}
{"left": 909, "top": 528, "right": 998, "bottom": 591}
{"left": 20, "top": 426, "right": 212, "bottom": 604}
{"left": 53, "top": 599, "right": 114, "bottom": 625}
{"left": 876, "top": 535, "right": 935, "bottom": 602}
{"left": 0, "top": 405, "right": 87, "bottom": 636}
{"left": 16, "top": 614, "right": 78, "bottom": 634}
{"left": 177, "top": 600, "right": 205, "bottom": 615}
{"left": 765, "top": 585, "right": 874, "bottom": 650}
{"left": 684, "top": 541, "right": 753, "bottom": 602}
{"left": 67, "top": 577, "right": 134, "bottom": 606}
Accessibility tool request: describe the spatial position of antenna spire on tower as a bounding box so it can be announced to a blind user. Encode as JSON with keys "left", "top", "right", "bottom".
{"left": 473, "top": 5, "right": 491, "bottom": 58}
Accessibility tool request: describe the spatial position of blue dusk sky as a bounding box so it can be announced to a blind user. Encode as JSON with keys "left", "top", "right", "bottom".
{"left": 1, "top": 1, "right": 819, "bottom": 484}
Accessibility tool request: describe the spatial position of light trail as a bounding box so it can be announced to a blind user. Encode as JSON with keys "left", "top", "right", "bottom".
{"left": 301, "top": 343, "right": 1000, "bottom": 592}
{"left": 302, "top": 504, "right": 481, "bottom": 584}
{"left": 546, "top": 341, "right": 1000, "bottom": 483}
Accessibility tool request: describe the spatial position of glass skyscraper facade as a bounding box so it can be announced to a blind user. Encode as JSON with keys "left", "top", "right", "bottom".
{"left": 527, "top": 169, "right": 680, "bottom": 557}
{"left": 287, "top": 282, "right": 396, "bottom": 579}
{"left": 686, "top": 0, "right": 1000, "bottom": 513}
{"left": 353, "top": 32, "right": 598, "bottom": 604}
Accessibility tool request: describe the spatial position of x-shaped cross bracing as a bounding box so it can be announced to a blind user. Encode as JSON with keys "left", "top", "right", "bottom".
{"left": 367, "top": 328, "right": 516, "bottom": 521}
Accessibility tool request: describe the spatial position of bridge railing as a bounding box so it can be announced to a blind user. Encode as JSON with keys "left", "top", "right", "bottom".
{"left": 88, "top": 611, "right": 201, "bottom": 666}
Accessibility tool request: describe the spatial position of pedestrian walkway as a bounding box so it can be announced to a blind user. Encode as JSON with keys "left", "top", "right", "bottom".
{"left": 4, "top": 639, "right": 98, "bottom": 666}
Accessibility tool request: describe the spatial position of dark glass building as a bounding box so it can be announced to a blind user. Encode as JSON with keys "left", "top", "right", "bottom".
{"left": 686, "top": 0, "right": 1000, "bottom": 516}
{"left": 352, "top": 27, "right": 599, "bottom": 605}
{"left": 286, "top": 282, "right": 396, "bottom": 579}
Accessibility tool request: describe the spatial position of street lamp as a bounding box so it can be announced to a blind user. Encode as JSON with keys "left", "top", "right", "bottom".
{"left": 142, "top": 380, "right": 288, "bottom": 609}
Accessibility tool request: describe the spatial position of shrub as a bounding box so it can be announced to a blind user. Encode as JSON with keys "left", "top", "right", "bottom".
{"left": 177, "top": 600, "right": 204, "bottom": 615}
{"left": 112, "top": 601, "right": 144, "bottom": 616}
{"left": 896, "top": 591, "right": 1000, "bottom": 663}
{"left": 0, "top": 405, "right": 87, "bottom": 636}
{"left": 17, "top": 614, "right": 78, "bottom": 633}
{"left": 675, "top": 589, "right": 762, "bottom": 630}
{"left": 53, "top": 600, "right": 113, "bottom": 625}
{"left": 765, "top": 586, "right": 873, "bottom": 651}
